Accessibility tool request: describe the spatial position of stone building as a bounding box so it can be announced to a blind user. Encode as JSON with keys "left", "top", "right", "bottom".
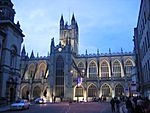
{"left": 0, "top": 0, "right": 24, "bottom": 102}
{"left": 134, "top": 0, "right": 150, "bottom": 98}
{"left": 20, "top": 15, "right": 135, "bottom": 102}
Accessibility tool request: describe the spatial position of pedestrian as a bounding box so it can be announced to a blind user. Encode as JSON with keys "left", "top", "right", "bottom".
{"left": 54, "top": 96, "right": 56, "bottom": 103}
{"left": 126, "top": 97, "right": 134, "bottom": 113}
{"left": 115, "top": 97, "right": 120, "bottom": 113}
{"left": 110, "top": 98, "right": 115, "bottom": 112}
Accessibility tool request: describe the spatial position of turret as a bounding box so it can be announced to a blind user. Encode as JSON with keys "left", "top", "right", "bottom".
{"left": 59, "top": 14, "right": 79, "bottom": 55}
{"left": 50, "top": 38, "right": 55, "bottom": 55}
{"left": 21, "top": 45, "right": 26, "bottom": 57}
{"left": 60, "top": 14, "right": 64, "bottom": 29}
{"left": 71, "top": 14, "right": 75, "bottom": 25}
{"left": 0, "top": 0, "right": 16, "bottom": 22}
{"left": 30, "top": 50, "right": 35, "bottom": 59}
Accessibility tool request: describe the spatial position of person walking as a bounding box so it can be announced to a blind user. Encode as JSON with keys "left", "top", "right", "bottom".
{"left": 126, "top": 97, "right": 134, "bottom": 113}
{"left": 115, "top": 98, "right": 120, "bottom": 113}
{"left": 110, "top": 98, "right": 115, "bottom": 112}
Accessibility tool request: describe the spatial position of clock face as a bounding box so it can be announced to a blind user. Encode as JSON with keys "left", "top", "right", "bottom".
{"left": 58, "top": 47, "right": 62, "bottom": 52}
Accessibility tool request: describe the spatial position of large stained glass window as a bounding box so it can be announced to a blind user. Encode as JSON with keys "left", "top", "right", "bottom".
{"left": 113, "top": 61, "right": 121, "bottom": 77}
{"left": 55, "top": 56, "right": 64, "bottom": 97}
{"left": 89, "top": 61, "right": 97, "bottom": 78}
{"left": 101, "top": 61, "right": 109, "bottom": 77}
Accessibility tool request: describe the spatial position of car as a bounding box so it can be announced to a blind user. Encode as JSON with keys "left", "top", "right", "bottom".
{"left": 10, "top": 100, "right": 30, "bottom": 110}
{"left": 34, "top": 98, "right": 46, "bottom": 104}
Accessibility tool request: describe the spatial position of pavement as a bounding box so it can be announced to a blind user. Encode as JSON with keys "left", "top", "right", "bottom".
{"left": 0, "top": 105, "right": 10, "bottom": 112}
{"left": 0, "top": 102, "right": 128, "bottom": 113}
{"left": 119, "top": 102, "right": 128, "bottom": 113}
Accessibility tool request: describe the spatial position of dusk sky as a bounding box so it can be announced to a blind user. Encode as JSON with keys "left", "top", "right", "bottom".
{"left": 12, "top": 0, "right": 141, "bottom": 56}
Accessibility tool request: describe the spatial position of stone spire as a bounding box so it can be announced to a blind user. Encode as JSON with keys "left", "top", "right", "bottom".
{"left": 71, "top": 13, "right": 76, "bottom": 25}
{"left": 30, "top": 50, "right": 35, "bottom": 59}
{"left": 50, "top": 37, "right": 55, "bottom": 55}
{"left": 109, "top": 48, "right": 111, "bottom": 54}
{"left": 121, "top": 48, "right": 123, "bottom": 53}
{"left": 60, "top": 14, "right": 64, "bottom": 29}
{"left": 85, "top": 49, "right": 88, "bottom": 55}
{"left": 21, "top": 45, "right": 26, "bottom": 57}
{"left": 97, "top": 49, "right": 100, "bottom": 55}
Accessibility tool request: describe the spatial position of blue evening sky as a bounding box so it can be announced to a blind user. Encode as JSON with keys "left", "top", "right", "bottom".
{"left": 12, "top": 0, "right": 141, "bottom": 56}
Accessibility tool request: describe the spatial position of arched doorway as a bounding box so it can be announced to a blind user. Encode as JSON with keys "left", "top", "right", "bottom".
{"left": 9, "top": 87, "right": 15, "bottom": 103}
{"left": 7, "top": 78, "right": 16, "bottom": 103}
{"left": 33, "top": 86, "right": 41, "bottom": 99}
{"left": 115, "top": 84, "right": 124, "bottom": 97}
{"left": 55, "top": 56, "right": 64, "bottom": 97}
{"left": 88, "top": 84, "right": 97, "bottom": 97}
{"left": 101, "top": 84, "right": 111, "bottom": 97}
{"left": 75, "top": 85, "right": 84, "bottom": 102}
{"left": 21, "top": 86, "right": 29, "bottom": 99}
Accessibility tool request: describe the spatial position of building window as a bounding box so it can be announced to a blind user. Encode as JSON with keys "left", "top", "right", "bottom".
{"left": 101, "top": 61, "right": 109, "bottom": 77}
{"left": 33, "top": 86, "right": 41, "bottom": 99}
{"left": 26, "top": 64, "right": 35, "bottom": 80}
{"left": 113, "top": 61, "right": 121, "bottom": 77}
{"left": 75, "top": 86, "right": 83, "bottom": 97}
{"left": 115, "top": 84, "right": 124, "bottom": 97}
{"left": 36, "top": 63, "right": 46, "bottom": 79}
{"left": 21, "top": 86, "right": 29, "bottom": 99}
{"left": 78, "top": 62, "right": 84, "bottom": 77}
{"left": 102, "top": 84, "right": 111, "bottom": 97}
{"left": 89, "top": 61, "right": 97, "bottom": 78}
{"left": 88, "top": 84, "right": 97, "bottom": 97}
{"left": 55, "top": 56, "right": 64, "bottom": 97}
{"left": 10, "top": 46, "right": 17, "bottom": 69}
{"left": 125, "top": 60, "right": 133, "bottom": 77}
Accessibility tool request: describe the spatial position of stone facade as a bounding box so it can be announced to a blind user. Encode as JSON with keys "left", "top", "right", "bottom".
{"left": 134, "top": 0, "right": 150, "bottom": 99}
{"left": 0, "top": 0, "right": 135, "bottom": 102}
{"left": 20, "top": 15, "right": 135, "bottom": 102}
{"left": 0, "top": 0, "right": 24, "bottom": 102}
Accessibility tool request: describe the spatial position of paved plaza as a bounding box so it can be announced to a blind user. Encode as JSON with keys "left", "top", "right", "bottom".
{"left": 1, "top": 102, "right": 112, "bottom": 113}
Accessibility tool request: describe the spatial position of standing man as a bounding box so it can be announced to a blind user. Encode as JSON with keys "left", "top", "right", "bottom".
{"left": 110, "top": 98, "right": 115, "bottom": 112}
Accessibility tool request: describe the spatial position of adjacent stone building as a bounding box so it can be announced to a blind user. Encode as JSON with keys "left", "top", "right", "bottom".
{"left": 134, "top": 0, "right": 150, "bottom": 99}
{"left": 0, "top": 0, "right": 24, "bottom": 102}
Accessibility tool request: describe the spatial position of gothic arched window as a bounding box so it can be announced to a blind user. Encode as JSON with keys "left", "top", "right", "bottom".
{"left": 88, "top": 84, "right": 97, "bottom": 97}
{"left": 115, "top": 84, "right": 124, "bottom": 97}
{"left": 10, "top": 46, "right": 17, "bottom": 69}
{"left": 101, "top": 61, "right": 109, "bottom": 77}
{"left": 125, "top": 60, "right": 133, "bottom": 77}
{"left": 78, "top": 62, "right": 85, "bottom": 77}
{"left": 21, "top": 86, "right": 29, "bottom": 99}
{"left": 102, "top": 84, "right": 111, "bottom": 97}
{"left": 113, "top": 61, "right": 121, "bottom": 77}
{"left": 33, "top": 86, "right": 41, "bottom": 98}
{"left": 75, "top": 86, "right": 83, "bottom": 97}
{"left": 35, "top": 63, "right": 46, "bottom": 79}
{"left": 89, "top": 61, "right": 97, "bottom": 78}
{"left": 55, "top": 56, "right": 64, "bottom": 97}
{"left": 28, "top": 64, "right": 35, "bottom": 79}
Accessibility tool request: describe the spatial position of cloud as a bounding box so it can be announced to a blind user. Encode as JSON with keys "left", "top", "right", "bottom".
{"left": 12, "top": 0, "right": 140, "bottom": 56}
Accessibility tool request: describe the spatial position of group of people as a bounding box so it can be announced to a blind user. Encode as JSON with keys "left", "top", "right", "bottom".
{"left": 110, "top": 96, "right": 150, "bottom": 113}
{"left": 110, "top": 97, "right": 120, "bottom": 113}
{"left": 125, "top": 96, "right": 150, "bottom": 113}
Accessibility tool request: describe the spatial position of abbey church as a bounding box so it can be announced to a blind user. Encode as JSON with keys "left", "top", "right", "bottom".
{"left": 0, "top": 0, "right": 135, "bottom": 102}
